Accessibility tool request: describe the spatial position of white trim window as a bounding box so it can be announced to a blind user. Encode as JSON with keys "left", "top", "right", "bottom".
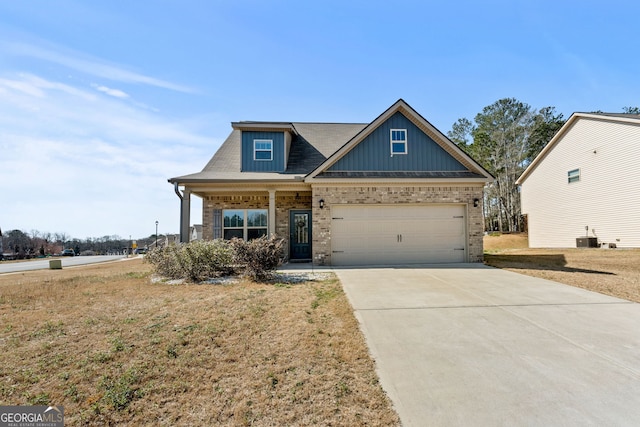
{"left": 254, "top": 139, "right": 273, "bottom": 161}
{"left": 223, "top": 209, "right": 268, "bottom": 240}
{"left": 390, "top": 129, "right": 407, "bottom": 155}
{"left": 568, "top": 168, "right": 580, "bottom": 183}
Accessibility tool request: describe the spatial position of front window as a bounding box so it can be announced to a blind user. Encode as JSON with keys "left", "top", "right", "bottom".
{"left": 223, "top": 209, "right": 267, "bottom": 240}
{"left": 247, "top": 209, "right": 268, "bottom": 239}
{"left": 390, "top": 129, "right": 407, "bottom": 155}
{"left": 254, "top": 139, "right": 273, "bottom": 161}
{"left": 568, "top": 168, "right": 580, "bottom": 183}
{"left": 223, "top": 209, "right": 244, "bottom": 239}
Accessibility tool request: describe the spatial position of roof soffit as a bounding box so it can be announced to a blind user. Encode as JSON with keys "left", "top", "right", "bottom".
{"left": 231, "top": 122, "right": 298, "bottom": 134}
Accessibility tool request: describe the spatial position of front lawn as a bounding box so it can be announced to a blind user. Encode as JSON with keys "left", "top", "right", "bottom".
{"left": 484, "top": 233, "right": 640, "bottom": 302}
{"left": 0, "top": 258, "right": 399, "bottom": 426}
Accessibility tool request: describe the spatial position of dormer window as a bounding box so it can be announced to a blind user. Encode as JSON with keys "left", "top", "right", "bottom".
{"left": 254, "top": 139, "right": 273, "bottom": 161}
{"left": 390, "top": 129, "right": 407, "bottom": 155}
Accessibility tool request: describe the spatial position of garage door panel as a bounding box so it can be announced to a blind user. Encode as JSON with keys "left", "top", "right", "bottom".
{"left": 401, "top": 234, "right": 464, "bottom": 250}
{"left": 334, "top": 233, "right": 398, "bottom": 251}
{"left": 333, "top": 247, "right": 465, "bottom": 265}
{"left": 401, "top": 220, "right": 465, "bottom": 247}
{"left": 399, "top": 219, "right": 465, "bottom": 237}
{"left": 400, "top": 248, "right": 465, "bottom": 263}
{"left": 331, "top": 205, "right": 466, "bottom": 266}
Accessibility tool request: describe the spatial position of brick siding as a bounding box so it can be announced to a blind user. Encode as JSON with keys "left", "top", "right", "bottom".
{"left": 311, "top": 185, "right": 485, "bottom": 265}
{"left": 202, "top": 191, "right": 312, "bottom": 258}
{"left": 201, "top": 186, "right": 485, "bottom": 265}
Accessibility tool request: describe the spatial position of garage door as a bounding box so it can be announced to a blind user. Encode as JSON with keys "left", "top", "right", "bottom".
{"left": 331, "top": 205, "right": 466, "bottom": 266}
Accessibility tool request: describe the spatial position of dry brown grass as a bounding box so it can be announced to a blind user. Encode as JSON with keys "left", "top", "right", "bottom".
{"left": 484, "top": 233, "right": 640, "bottom": 302}
{"left": 483, "top": 232, "right": 530, "bottom": 251}
{"left": 0, "top": 259, "right": 399, "bottom": 426}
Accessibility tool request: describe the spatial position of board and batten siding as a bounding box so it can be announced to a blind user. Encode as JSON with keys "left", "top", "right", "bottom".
{"left": 521, "top": 117, "right": 640, "bottom": 248}
{"left": 241, "top": 131, "right": 286, "bottom": 172}
{"left": 327, "top": 112, "right": 466, "bottom": 172}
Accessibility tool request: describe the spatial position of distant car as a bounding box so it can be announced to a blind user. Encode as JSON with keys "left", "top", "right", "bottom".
{"left": 61, "top": 249, "right": 75, "bottom": 256}
{"left": 135, "top": 248, "right": 148, "bottom": 254}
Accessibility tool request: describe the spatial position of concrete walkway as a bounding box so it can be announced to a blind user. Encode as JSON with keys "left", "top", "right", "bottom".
{"left": 335, "top": 264, "right": 640, "bottom": 426}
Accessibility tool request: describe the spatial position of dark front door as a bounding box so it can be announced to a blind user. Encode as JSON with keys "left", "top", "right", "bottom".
{"left": 290, "top": 210, "right": 312, "bottom": 260}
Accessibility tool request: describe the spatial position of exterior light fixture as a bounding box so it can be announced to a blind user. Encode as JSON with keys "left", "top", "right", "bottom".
{"left": 473, "top": 198, "right": 479, "bottom": 208}
{"left": 319, "top": 199, "right": 325, "bottom": 209}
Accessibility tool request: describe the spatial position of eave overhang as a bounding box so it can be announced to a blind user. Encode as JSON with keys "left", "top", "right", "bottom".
{"left": 176, "top": 180, "right": 312, "bottom": 196}
{"left": 517, "top": 112, "right": 640, "bottom": 185}
{"left": 307, "top": 177, "right": 490, "bottom": 185}
{"left": 231, "top": 122, "right": 298, "bottom": 135}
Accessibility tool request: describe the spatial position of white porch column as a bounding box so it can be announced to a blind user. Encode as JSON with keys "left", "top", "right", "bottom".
{"left": 180, "top": 188, "right": 191, "bottom": 243}
{"left": 268, "top": 189, "right": 276, "bottom": 236}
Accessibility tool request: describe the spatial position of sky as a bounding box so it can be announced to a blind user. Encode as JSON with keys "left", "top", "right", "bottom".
{"left": 1, "top": 0, "right": 639, "bottom": 240}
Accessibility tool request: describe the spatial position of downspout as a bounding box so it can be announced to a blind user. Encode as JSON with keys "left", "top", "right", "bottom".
{"left": 173, "top": 183, "right": 190, "bottom": 243}
{"left": 174, "top": 182, "right": 183, "bottom": 200}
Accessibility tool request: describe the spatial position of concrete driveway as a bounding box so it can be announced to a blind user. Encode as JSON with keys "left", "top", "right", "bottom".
{"left": 335, "top": 264, "right": 640, "bottom": 426}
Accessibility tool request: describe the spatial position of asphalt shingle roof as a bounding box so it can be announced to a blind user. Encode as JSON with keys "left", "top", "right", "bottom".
{"left": 169, "top": 98, "right": 494, "bottom": 184}
{"left": 171, "top": 123, "right": 367, "bottom": 182}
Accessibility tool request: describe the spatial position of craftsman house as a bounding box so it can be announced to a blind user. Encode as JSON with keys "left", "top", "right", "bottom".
{"left": 169, "top": 99, "right": 493, "bottom": 265}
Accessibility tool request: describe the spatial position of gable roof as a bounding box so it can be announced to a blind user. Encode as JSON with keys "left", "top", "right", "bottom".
{"left": 306, "top": 99, "right": 493, "bottom": 182}
{"left": 168, "top": 123, "right": 367, "bottom": 183}
{"left": 516, "top": 112, "right": 640, "bottom": 185}
{"left": 169, "top": 99, "right": 493, "bottom": 185}
{"left": 286, "top": 123, "right": 369, "bottom": 174}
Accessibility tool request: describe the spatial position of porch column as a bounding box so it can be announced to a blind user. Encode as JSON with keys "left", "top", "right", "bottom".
{"left": 268, "top": 189, "right": 276, "bottom": 236}
{"left": 180, "top": 188, "right": 191, "bottom": 243}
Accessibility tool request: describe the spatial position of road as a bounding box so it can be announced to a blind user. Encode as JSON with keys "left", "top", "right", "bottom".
{"left": 0, "top": 255, "right": 128, "bottom": 274}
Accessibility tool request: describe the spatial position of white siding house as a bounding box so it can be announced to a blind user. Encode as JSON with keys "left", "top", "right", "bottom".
{"left": 189, "top": 224, "right": 203, "bottom": 242}
{"left": 517, "top": 113, "right": 640, "bottom": 248}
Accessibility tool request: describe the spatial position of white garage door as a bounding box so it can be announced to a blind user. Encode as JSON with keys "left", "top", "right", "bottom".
{"left": 331, "top": 205, "right": 466, "bottom": 266}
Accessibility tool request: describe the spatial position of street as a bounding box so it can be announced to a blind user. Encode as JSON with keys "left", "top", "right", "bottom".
{"left": 0, "top": 255, "right": 128, "bottom": 274}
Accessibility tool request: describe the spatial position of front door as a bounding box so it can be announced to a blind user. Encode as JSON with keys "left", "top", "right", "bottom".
{"left": 290, "top": 210, "right": 312, "bottom": 260}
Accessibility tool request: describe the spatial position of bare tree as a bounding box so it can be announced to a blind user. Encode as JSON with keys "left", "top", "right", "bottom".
{"left": 449, "top": 99, "right": 566, "bottom": 232}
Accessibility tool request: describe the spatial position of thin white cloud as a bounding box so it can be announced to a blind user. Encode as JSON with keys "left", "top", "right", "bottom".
{"left": 0, "top": 39, "right": 195, "bottom": 93}
{"left": 92, "top": 84, "right": 129, "bottom": 99}
{"left": 0, "top": 73, "right": 98, "bottom": 103}
{"left": 0, "top": 76, "right": 46, "bottom": 97}
{"left": 0, "top": 73, "right": 213, "bottom": 238}
{"left": 0, "top": 74, "right": 211, "bottom": 146}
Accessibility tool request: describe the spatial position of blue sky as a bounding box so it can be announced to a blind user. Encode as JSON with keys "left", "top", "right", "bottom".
{"left": 1, "top": 0, "right": 638, "bottom": 239}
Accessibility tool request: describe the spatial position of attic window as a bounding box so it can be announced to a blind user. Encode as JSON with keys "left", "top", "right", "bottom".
{"left": 390, "top": 129, "right": 407, "bottom": 155}
{"left": 254, "top": 139, "right": 273, "bottom": 161}
{"left": 568, "top": 168, "right": 580, "bottom": 183}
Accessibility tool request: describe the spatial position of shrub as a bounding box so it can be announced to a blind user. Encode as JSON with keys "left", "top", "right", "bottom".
{"left": 230, "top": 235, "right": 285, "bottom": 281}
{"left": 145, "top": 236, "right": 285, "bottom": 282}
{"left": 144, "top": 239, "right": 235, "bottom": 282}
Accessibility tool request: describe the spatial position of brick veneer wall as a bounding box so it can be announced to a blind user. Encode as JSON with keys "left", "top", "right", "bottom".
{"left": 202, "top": 191, "right": 312, "bottom": 257}
{"left": 311, "top": 185, "right": 485, "bottom": 265}
{"left": 274, "top": 193, "right": 313, "bottom": 248}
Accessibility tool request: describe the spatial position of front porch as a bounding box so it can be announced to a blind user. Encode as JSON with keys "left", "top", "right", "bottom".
{"left": 193, "top": 189, "right": 314, "bottom": 261}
